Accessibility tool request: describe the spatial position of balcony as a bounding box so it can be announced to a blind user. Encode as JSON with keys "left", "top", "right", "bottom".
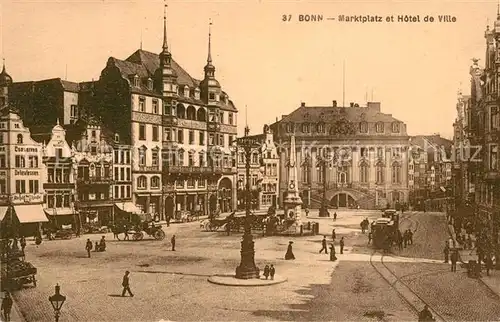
{"left": 135, "top": 166, "right": 160, "bottom": 173}
{"left": 484, "top": 170, "right": 500, "bottom": 182}
{"left": 76, "top": 199, "right": 113, "bottom": 207}
{"left": 162, "top": 115, "right": 178, "bottom": 126}
{"left": 207, "top": 122, "right": 220, "bottom": 131}
{"left": 76, "top": 177, "right": 113, "bottom": 185}
{"left": 162, "top": 141, "right": 179, "bottom": 150}
{"left": 163, "top": 165, "right": 237, "bottom": 175}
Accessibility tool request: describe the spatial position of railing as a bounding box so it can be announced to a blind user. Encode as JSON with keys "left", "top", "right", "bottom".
{"left": 76, "top": 177, "right": 113, "bottom": 184}
{"left": 163, "top": 165, "right": 236, "bottom": 175}
{"left": 137, "top": 166, "right": 160, "bottom": 172}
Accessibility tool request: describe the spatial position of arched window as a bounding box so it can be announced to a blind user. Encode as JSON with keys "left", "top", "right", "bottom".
{"left": 150, "top": 176, "right": 160, "bottom": 189}
{"left": 302, "top": 123, "right": 310, "bottom": 133}
{"left": 359, "top": 121, "right": 368, "bottom": 133}
{"left": 186, "top": 106, "right": 196, "bottom": 120}
{"left": 286, "top": 123, "right": 294, "bottom": 133}
{"left": 392, "top": 162, "right": 401, "bottom": 184}
{"left": 137, "top": 176, "right": 147, "bottom": 189}
{"left": 17, "top": 134, "right": 23, "bottom": 144}
{"left": 376, "top": 163, "right": 384, "bottom": 184}
{"left": 391, "top": 122, "right": 400, "bottom": 133}
{"left": 376, "top": 122, "right": 384, "bottom": 133}
{"left": 178, "top": 149, "right": 185, "bottom": 166}
{"left": 177, "top": 104, "right": 186, "bottom": 119}
{"left": 197, "top": 108, "right": 207, "bottom": 122}
{"left": 360, "top": 162, "right": 369, "bottom": 183}
{"left": 316, "top": 123, "right": 324, "bottom": 133}
{"left": 138, "top": 147, "right": 146, "bottom": 166}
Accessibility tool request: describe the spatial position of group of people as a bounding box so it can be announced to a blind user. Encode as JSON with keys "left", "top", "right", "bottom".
{"left": 263, "top": 264, "right": 276, "bottom": 280}
{"left": 85, "top": 236, "right": 106, "bottom": 258}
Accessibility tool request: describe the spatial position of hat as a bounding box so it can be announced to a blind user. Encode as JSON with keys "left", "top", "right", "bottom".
{"left": 289, "top": 241, "right": 293, "bottom": 244}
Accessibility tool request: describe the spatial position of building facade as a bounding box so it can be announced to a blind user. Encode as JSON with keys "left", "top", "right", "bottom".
{"left": 272, "top": 101, "right": 410, "bottom": 210}
{"left": 236, "top": 124, "right": 279, "bottom": 211}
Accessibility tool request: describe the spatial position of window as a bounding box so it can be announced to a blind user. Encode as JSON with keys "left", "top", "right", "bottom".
{"left": 376, "top": 122, "right": 384, "bottom": 133}
{"left": 178, "top": 150, "right": 185, "bottom": 166}
{"left": 0, "top": 179, "right": 5, "bottom": 194}
{"left": 91, "top": 130, "right": 96, "bottom": 139}
{"left": 126, "top": 168, "right": 131, "bottom": 181}
{"left": 377, "top": 147, "right": 384, "bottom": 158}
{"left": 114, "top": 167, "right": 119, "bottom": 180}
{"left": 301, "top": 164, "right": 310, "bottom": 183}
{"left": 209, "top": 92, "right": 215, "bottom": 100}
{"left": 392, "top": 147, "right": 401, "bottom": 158}
{"left": 359, "top": 122, "right": 368, "bottom": 133}
{"left": 152, "top": 150, "right": 159, "bottom": 167}
{"left": 120, "top": 168, "right": 125, "bottom": 181}
{"left": 151, "top": 176, "right": 160, "bottom": 189}
{"left": 391, "top": 122, "right": 400, "bottom": 133}
{"left": 286, "top": 123, "right": 293, "bottom": 133}
{"left": 139, "top": 124, "right": 146, "bottom": 140}
{"left": 317, "top": 123, "right": 324, "bottom": 133}
{"left": 126, "top": 186, "right": 131, "bottom": 198}
{"left": 360, "top": 163, "right": 369, "bottom": 183}
{"left": 188, "top": 152, "right": 194, "bottom": 166}
{"left": 209, "top": 134, "right": 214, "bottom": 145}
{"left": 114, "top": 186, "right": 119, "bottom": 198}
{"left": 152, "top": 100, "right": 159, "bottom": 114}
{"left": 0, "top": 155, "right": 5, "bottom": 168}
{"left": 178, "top": 129, "right": 184, "bottom": 144}
{"left": 199, "top": 152, "right": 205, "bottom": 166}
{"left": 55, "top": 148, "right": 63, "bottom": 159}
{"left": 219, "top": 134, "right": 224, "bottom": 147}
{"left": 17, "top": 134, "right": 23, "bottom": 144}
{"left": 187, "top": 178, "right": 195, "bottom": 188}
{"left": 199, "top": 132, "right": 205, "bottom": 145}
{"left": 490, "top": 144, "right": 498, "bottom": 170}
{"left": 189, "top": 131, "right": 195, "bottom": 144}
{"left": 70, "top": 105, "right": 78, "bottom": 119}
{"left": 15, "top": 155, "right": 25, "bottom": 168}
{"left": 228, "top": 113, "right": 233, "bottom": 125}
{"left": 198, "top": 179, "right": 205, "bottom": 188}
{"left": 15, "top": 180, "right": 26, "bottom": 193}
{"left": 137, "top": 176, "right": 147, "bottom": 189}
{"left": 125, "top": 151, "right": 130, "bottom": 164}
{"left": 176, "top": 180, "right": 184, "bottom": 188}
{"left": 139, "top": 97, "right": 146, "bottom": 112}
{"left": 28, "top": 156, "right": 38, "bottom": 168}
{"left": 138, "top": 148, "right": 146, "bottom": 166}
{"left": 392, "top": 163, "right": 401, "bottom": 184}
{"left": 114, "top": 151, "right": 119, "bottom": 163}
{"left": 252, "top": 153, "right": 258, "bottom": 164}
{"left": 491, "top": 106, "right": 499, "bottom": 130}
{"left": 164, "top": 128, "right": 171, "bottom": 141}
{"left": 376, "top": 163, "right": 384, "bottom": 184}
{"left": 152, "top": 125, "right": 159, "bottom": 141}
{"left": 28, "top": 180, "right": 39, "bottom": 193}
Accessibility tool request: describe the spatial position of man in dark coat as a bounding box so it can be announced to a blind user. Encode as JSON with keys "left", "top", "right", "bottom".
{"left": 1, "top": 292, "right": 13, "bottom": 322}
{"left": 319, "top": 236, "right": 328, "bottom": 254}
{"left": 171, "top": 235, "right": 176, "bottom": 251}
{"left": 121, "top": 271, "right": 134, "bottom": 297}
{"left": 85, "top": 239, "right": 93, "bottom": 258}
{"left": 339, "top": 237, "right": 345, "bottom": 254}
{"left": 331, "top": 229, "right": 336, "bottom": 242}
{"left": 443, "top": 242, "right": 450, "bottom": 263}
{"left": 285, "top": 241, "right": 295, "bottom": 260}
{"left": 450, "top": 250, "right": 458, "bottom": 272}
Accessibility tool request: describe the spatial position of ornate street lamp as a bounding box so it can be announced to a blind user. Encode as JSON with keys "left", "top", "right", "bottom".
{"left": 231, "top": 126, "right": 266, "bottom": 279}
{"left": 48, "top": 284, "right": 66, "bottom": 322}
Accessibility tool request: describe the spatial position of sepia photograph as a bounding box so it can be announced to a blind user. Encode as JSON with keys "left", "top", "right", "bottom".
{"left": 0, "top": 0, "right": 499, "bottom": 321}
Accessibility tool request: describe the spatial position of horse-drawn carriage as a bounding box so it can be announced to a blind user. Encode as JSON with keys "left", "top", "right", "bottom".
{"left": 1, "top": 240, "right": 37, "bottom": 291}
{"left": 112, "top": 213, "right": 166, "bottom": 241}
{"left": 200, "top": 210, "right": 270, "bottom": 232}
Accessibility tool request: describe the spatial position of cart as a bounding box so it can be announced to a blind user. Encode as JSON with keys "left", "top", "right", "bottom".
{"left": 1, "top": 242, "right": 37, "bottom": 291}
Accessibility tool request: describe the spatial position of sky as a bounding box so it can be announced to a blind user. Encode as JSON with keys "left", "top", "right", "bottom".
{"left": 0, "top": 0, "right": 497, "bottom": 139}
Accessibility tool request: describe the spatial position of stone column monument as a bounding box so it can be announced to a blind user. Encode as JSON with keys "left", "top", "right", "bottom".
{"left": 283, "top": 134, "right": 303, "bottom": 231}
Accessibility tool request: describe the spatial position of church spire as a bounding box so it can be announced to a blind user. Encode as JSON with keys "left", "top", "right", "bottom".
{"left": 207, "top": 19, "right": 213, "bottom": 64}
{"left": 162, "top": 1, "right": 168, "bottom": 53}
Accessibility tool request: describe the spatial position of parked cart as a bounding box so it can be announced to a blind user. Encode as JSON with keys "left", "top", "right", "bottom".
{"left": 1, "top": 239, "right": 37, "bottom": 291}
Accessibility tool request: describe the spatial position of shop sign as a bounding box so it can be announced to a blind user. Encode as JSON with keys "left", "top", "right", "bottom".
{"left": 14, "top": 170, "right": 39, "bottom": 176}
{"left": 10, "top": 193, "right": 44, "bottom": 204}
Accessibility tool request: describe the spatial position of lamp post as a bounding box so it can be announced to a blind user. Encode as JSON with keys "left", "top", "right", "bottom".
{"left": 317, "top": 159, "right": 330, "bottom": 217}
{"left": 232, "top": 126, "right": 265, "bottom": 279}
{"left": 48, "top": 284, "right": 66, "bottom": 322}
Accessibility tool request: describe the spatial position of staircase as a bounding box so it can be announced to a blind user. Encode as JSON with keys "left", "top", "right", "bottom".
{"left": 309, "top": 186, "right": 379, "bottom": 210}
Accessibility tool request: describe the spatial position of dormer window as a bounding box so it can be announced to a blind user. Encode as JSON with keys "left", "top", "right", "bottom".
{"left": 286, "top": 123, "right": 294, "bottom": 133}
{"left": 302, "top": 123, "right": 310, "bottom": 133}
{"left": 316, "top": 123, "right": 324, "bottom": 133}
{"left": 359, "top": 121, "right": 368, "bottom": 133}
{"left": 195, "top": 87, "right": 201, "bottom": 100}
{"left": 376, "top": 122, "right": 384, "bottom": 133}
{"left": 224, "top": 95, "right": 229, "bottom": 104}
{"left": 184, "top": 86, "right": 190, "bottom": 97}
{"left": 133, "top": 75, "right": 140, "bottom": 87}
{"left": 209, "top": 92, "right": 215, "bottom": 100}
{"left": 391, "top": 122, "right": 400, "bottom": 133}
{"left": 147, "top": 78, "right": 153, "bottom": 90}
{"left": 114, "top": 134, "right": 120, "bottom": 142}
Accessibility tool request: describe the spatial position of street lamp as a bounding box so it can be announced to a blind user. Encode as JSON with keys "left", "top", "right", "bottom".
{"left": 48, "top": 284, "right": 66, "bottom": 322}
{"left": 316, "top": 159, "right": 331, "bottom": 217}
{"left": 231, "top": 126, "right": 266, "bottom": 279}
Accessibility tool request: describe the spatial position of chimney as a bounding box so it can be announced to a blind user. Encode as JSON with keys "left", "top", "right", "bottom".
{"left": 332, "top": 100, "right": 337, "bottom": 107}
{"left": 350, "top": 102, "right": 354, "bottom": 107}
{"left": 301, "top": 102, "right": 306, "bottom": 107}
{"left": 367, "top": 102, "right": 381, "bottom": 112}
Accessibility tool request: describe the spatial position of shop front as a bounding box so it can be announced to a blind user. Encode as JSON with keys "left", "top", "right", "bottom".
{"left": 114, "top": 202, "right": 143, "bottom": 223}
{"left": 12, "top": 204, "right": 49, "bottom": 237}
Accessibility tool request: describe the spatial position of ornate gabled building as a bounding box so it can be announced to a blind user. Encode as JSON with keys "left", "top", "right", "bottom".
{"left": 271, "top": 100, "right": 409, "bottom": 210}
{"left": 93, "top": 6, "right": 238, "bottom": 218}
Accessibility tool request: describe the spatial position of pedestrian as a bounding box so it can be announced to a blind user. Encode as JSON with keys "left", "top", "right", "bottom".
{"left": 403, "top": 230, "right": 408, "bottom": 248}
{"left": 166, "top": 215, "right": 171, "bottom": 227}
{"left": 319, "top": 236, "right": 328, "bottom": 254}
{"left": 121, "top": 270, "right": 134, "bottom": 297}
{"left": 85, "top": 238, "right": 93, "bottom": 258}
{"left": 285, "top": 241, "right": 295, "bottom": 260}
{"left": 20, "top": 236, "right": 26, "bottom": 253}
{"left": 1, "top": 292, "right": 13, "bottom": 322}
{"left": 360, "top": 220, "right": 366, "bottom": 234}
{"left": 368, "top": 231, "right": 373, "bottom": 245}
{"left": 397, "top": 231, "right": 403, "bottom": 250}
{"left": 171, "top": 235, "right": 176, "bottom": 251}
{"left": 269, "top": 264, "right": 275, "bottom": 280}
{"left": 408, "top": 229, "right": 414, "bottom": 245}
{"left": 263, "top": 264, "right": 270, "bottom": 280}
{"left": 329, "top": 244, "right": 337, "bottom": 261}
{"left": 332, "top": 229, "right": 336, "bottom": 242}
{"left": 467, "top": 235, "right": 473, "bottom": 250}
{"left": 443, "top": 242, "right": 450, "bottom": 264}
{"left": 339, "top": 237, "right": 345, "bottom": 254}
{"left": 450, "top": 250, "right": 458, "bottom": 272}
{"left": 305, "top": 208, "right": 309, "bottom": 217}
{"left": 486, "top": 254, "right": 493, "bottom": 276}
{"left": 333, "top": 212, "right": 337, "bottom": 220}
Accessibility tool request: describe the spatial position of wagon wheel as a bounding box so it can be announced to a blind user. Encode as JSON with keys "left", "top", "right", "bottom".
{"left": 204, "top": 222, "right": 211, "bottom": 231}
{"left": 210, "top": 223, "right": 218, "bottom": 232}
{"left": 132, "top": 232, "right": 141, "bottom": 241}
{"left": 153, "top": 230, "right": 165, "bottom": 240}
{"left": 136, "top": 232, "right": 144, "bottom": 241}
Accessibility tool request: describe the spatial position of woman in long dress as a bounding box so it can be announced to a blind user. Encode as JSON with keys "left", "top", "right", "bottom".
{"left": 285, "top": 241, "right": 295, "bottom": 260}
{"left": 329, "top": 244, "right": 337, "bottom": 261}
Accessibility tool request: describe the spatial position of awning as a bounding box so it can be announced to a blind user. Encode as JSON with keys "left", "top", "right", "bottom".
{"left": 44, "top": 208, "right": 76, "bottom": 216}
{"left": 115, "top": 202, "right": 142, "bottom": 214}
{"left": 14, "top": 204, "right": 49, "bottom": 223}
{"left": 0, "top": 207, "right": 8, "bottom": 221}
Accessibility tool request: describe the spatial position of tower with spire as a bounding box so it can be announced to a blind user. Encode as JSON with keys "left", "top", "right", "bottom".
{"left": 0, "top": 59, "right": 13, "bottom": 109}
{"left": 283, "top": 135, "right": 303, "bottom": 230}
{"left": 200, "top": 19, "right": 221, "bottom": 105}
{"left": 157, "top": 2, "right": 177, "bottom": 97}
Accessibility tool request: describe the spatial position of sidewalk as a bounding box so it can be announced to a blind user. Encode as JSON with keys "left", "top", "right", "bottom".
{"left": 1, "top": 295, "right": 25, "bottom": 322}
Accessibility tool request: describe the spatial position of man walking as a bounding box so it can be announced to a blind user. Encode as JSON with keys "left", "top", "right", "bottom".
{"left": 443, "top": 242, "right": 450, "bottom": 263}
{"left": 339, "top": 237, "right": 345, "bottom": 254}
{"left": 121, "top": 271, "right": 134, "bottom": 297}
{"left": 1, "top": 292, "right": 13, "bottom": 322}
{"left": 319, "top": 236, "right": 328, "bottom": 254}
{"left": 450, "top": 250, "right": 458, "bottom": 272}
{"left": 331, "top": 229, "right": 336, "bottom": 242}
{"left": 85, "top": 239, "right": 93, "bottom": 258}
{"left": 171, "top": 235, "right": 176, "bottom": 251}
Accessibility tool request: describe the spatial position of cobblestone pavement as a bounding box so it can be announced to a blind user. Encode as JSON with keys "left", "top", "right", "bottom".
{"left": 12, "top": 210, "right": 500, "bottom": 321}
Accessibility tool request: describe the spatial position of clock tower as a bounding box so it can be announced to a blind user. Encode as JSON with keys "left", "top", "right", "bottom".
{"left": 283, "top": 134, "right": 303, "bottom": 229}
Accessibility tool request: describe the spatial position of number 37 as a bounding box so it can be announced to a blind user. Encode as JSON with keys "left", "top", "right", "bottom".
{"left": 282, "top": 15, "right": 291, "bottom": 21}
